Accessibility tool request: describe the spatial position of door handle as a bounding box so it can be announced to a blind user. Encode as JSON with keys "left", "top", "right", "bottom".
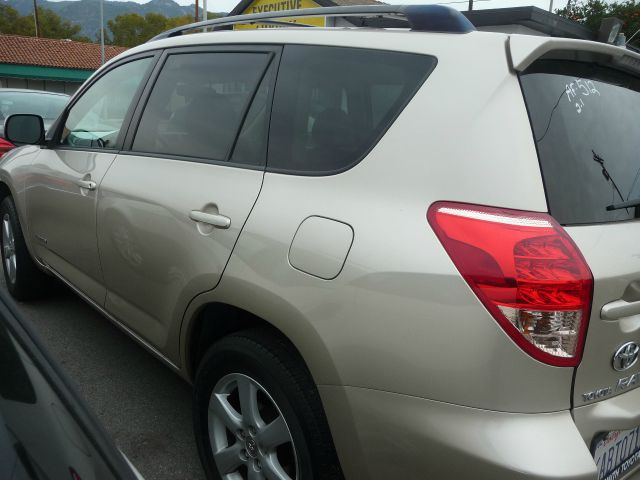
{"left": 602, "top": 280, "right": 640, "bottom": 320}
{"left": 189, "top": 210, "right": 231, "bottom": 229}
{"left": 77, "top": 179, "right": 97, "bottom": 190}
{"left": 601, "top": 299, "right": 640, "bottom": 320}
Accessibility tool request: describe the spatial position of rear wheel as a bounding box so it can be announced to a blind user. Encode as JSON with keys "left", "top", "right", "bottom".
{"left": 193, "top": 329, "right": 343, "bottom": 480}
{"left": 0, "top": 196, "right": 49, "bottom": 300}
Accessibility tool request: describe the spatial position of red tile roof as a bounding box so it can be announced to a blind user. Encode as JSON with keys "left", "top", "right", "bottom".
{"left": 0, "top": 34, "right": 128, "bottom": 71}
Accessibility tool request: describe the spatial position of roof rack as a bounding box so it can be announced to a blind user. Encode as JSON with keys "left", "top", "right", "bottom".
{"left": 148, "top": 4, "right": 475, "bottom": 42}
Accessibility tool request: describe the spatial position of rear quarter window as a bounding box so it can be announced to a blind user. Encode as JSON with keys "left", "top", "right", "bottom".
{"left": 267, "top": 45, "right": 436, "bottom": 175}
{"left": 520, "top": 61, "right": 640, "bottom": 225}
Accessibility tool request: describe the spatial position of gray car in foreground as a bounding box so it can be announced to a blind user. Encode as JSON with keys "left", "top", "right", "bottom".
{"left": 0, "top": 290, "right": 141, "bottom": 479}
{"left": 0, "top": 89, "right": 68, "bottom": 138}
{"left": 0, "top": 89, "right": 68, "bottom": 157}
{"left": 1, "top": 5, "right": 640, "bottom": 480}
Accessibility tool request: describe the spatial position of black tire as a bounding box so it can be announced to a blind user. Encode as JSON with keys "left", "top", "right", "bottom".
{"left": 193, "top": 328, "right": 344, "bottom": 480}
{"left": 0, "top": 196, "right": 49, "bottom": 300}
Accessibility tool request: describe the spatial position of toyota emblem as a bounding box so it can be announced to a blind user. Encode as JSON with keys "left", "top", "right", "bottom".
{"left": 612, "top": 342, "right": 640, "bottom": 372}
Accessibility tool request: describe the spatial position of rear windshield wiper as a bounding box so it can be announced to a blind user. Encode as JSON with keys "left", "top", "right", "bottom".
{"left": 606, "top": 198, "right": 640, "bottom": 211}
{"left": 593, "top": 150, "right": 626, "bottom": 202}
{"left": 592, "top": 150, "right": 635, "bottom": 212}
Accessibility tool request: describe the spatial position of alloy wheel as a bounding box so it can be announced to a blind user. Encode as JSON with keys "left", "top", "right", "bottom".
{"left": 208, "top": 373, "right": 298, "bottom": 480}
{"left": 2, "top": 214, "right": 16, "bottom": 284}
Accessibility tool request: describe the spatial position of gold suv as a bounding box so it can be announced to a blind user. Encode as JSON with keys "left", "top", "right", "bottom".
{"left": 2, "top": 5, "right": 640, "bottom": 480}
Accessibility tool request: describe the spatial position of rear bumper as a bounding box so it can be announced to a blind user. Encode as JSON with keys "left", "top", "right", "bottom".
{"left": 574, "top": 387, "right": 640, "bottom": 445}
{"left": 319, "top": 385, "right": 640, "bottom": 480}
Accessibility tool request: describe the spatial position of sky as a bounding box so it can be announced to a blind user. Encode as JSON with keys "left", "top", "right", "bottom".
{"left": 49, "top": 0, "right": 573, "bottom": 14}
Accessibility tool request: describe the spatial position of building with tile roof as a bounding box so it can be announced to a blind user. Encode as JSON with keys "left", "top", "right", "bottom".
{"left": 0, "top": 34, "right": 128, "bottom": 94}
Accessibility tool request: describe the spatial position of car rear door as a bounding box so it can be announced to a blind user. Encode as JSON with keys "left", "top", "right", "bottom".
{"left": 96, "top": 46, "right": 278, "bottom": 353}
{"left": 520, "top": 54, "right": 640, "bottom": 479}
{"left": 25, "top": 54, "right": 157, "bottom": 304}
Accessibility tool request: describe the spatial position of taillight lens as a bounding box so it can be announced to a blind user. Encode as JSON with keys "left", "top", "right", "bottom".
{"left": 0, "top": 138, "right": 15, "bottom": 157}
{"left": 427, "top": 201, "right": 593, "bottom": 367}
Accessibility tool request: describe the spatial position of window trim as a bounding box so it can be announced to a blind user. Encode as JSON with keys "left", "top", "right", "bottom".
{"left": 264, "top": 44, "right": 437, "bottom": 177}
{"left": 49, "top": 51, "right": 161, "bottom": 154}
{"left": 121, "top": 44, "right": 283, "bottom": 169}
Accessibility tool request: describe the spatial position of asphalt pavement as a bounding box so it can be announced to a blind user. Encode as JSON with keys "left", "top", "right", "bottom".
{"left": 1, "top": 277, "right": 206, "bottom": 480}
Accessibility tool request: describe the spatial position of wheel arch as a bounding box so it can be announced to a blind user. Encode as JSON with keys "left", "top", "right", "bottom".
{"left": 183, "top": 299, "right": 341, "bottom": 388}
{"left": 187, "top": 302, "right": 269, "bottom": 381}
{"left": 0, "top": 181, "right": 11, "bottom": 203}
{"left": 0, "top": 178, "right": 43, "bottom": 271}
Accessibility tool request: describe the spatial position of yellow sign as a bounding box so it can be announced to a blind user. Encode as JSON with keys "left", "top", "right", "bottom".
{"left": 234, "top": 0, "right": 326, "bottom": 29}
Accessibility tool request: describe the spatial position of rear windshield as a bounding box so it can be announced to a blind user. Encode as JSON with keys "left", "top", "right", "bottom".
{"left": 520, "top": 61, "right": 640, "bottom": 225}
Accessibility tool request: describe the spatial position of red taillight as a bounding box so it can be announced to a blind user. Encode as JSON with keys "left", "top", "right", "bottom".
{"left": 0, "top": 138, "right": 15, "bottom": 157}
{"left": 427, "top": 201, "right": 593, "bottom": 367}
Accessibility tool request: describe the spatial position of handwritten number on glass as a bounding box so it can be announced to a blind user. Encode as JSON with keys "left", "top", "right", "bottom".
{"left": 565, "top": 78, "right": 601, "bottom": 114}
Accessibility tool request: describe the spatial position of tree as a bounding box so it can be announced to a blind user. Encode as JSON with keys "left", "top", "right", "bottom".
{"left": 167, "top": 14, "right": 197, "bottom": 29}
{"left": 107, "top": 12, "right": 192, "bottom": 47}
{"left": 107, "top": 11, "right": 224, "bottom": 47}
{"left": 38, "top": 8, "right": 91, "bottom": 42}
{"left": 0, "top": 5, "right": 38, "bottom": 36}
{"left": 0, "top": 4, "right": 89, "bottom": 42}
{"left": 556, "top": 0, "right": 640, "bottom": 46}
{"left": 107, "top": 13, "right": 147, "bottom": 47}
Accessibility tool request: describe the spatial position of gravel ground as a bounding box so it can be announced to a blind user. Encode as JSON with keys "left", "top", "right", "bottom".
{"left": 2, "top": 277, "right": 206, "bottom": 480}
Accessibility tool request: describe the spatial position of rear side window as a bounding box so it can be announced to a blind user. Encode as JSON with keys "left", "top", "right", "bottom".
{"left": 268, "top": 46, "right": 436, "bottom": 175}
{"left": 521, "top": 61, "right": 640, "bottom": 225}
{"left": 133, "top": 52, "right": 272, "bottom": 163}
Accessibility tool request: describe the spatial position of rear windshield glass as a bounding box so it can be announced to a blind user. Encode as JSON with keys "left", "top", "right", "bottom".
{"left": 520, "top": 61, "right": 640, "bottom": 225}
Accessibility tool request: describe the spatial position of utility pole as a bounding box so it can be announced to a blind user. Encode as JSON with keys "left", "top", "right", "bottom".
{"left": 195, "top": 0, "right": 199, "bottom": 22}
{"left": 549, "top": 0, "right": 554, "bottom": 12}
{"left": 203, "top": 0, "right": 208, "bottom": 21}
{"left": 100, "top": 0, "right": 105, "bottom": 65}
{"left": 468, "top": 0, "right": 473, "bottom": 11}
{"left": 32, "top": 0, "right": 40, "bottom": 38}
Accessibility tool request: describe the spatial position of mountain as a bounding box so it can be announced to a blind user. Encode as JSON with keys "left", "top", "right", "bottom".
{"left": 2, "top": 0, "right": 226, "bottom": 40}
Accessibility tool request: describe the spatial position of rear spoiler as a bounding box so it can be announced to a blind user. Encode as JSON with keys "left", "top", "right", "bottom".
{"left": 509, "top": 34, "right": 640, "bottom": 76}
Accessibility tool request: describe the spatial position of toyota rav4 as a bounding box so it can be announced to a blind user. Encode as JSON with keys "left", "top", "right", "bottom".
{"left": 2, "top": 5, "right": 640, "bottom": 480}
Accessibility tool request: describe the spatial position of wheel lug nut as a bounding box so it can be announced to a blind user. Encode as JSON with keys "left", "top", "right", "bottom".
{"left": 249, "top": 425, "right": 257, "bottom": 435}
{"left": 237, "top": 429, "right": 245, "bottom": 439}
{"left": 254, "top": 459, "right": 262, "bottom": 470}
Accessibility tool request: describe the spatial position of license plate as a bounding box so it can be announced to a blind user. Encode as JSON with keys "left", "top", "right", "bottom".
{"left": 593, "top": 426, "right": 640, "bottom": 480}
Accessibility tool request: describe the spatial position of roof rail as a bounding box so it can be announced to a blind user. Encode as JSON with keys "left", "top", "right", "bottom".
{"left": 148, "top": 4, "right": 475, "bottom": 42}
